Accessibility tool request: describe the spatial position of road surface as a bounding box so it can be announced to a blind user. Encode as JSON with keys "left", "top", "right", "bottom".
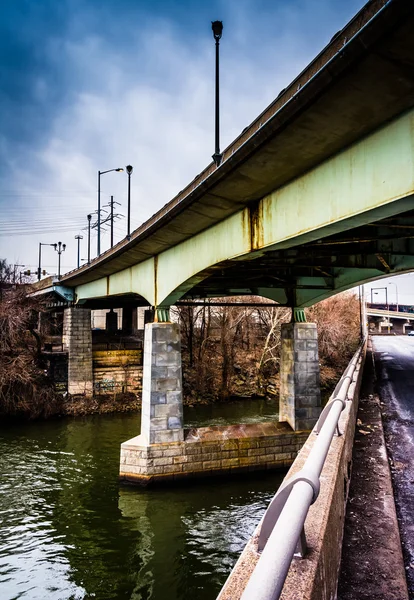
{"left": 373, "top": 336, "right": 414, "bottom": 595}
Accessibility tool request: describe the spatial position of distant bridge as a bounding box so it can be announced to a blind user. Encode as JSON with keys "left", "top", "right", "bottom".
{"left": 367, "top": 304, "right": 414, "bottom": 334}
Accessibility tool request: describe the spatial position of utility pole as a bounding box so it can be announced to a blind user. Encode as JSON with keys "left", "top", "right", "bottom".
{"left": 100, "top": 197, "right": 122, "bottom": 249}
{"left": 110, "top": 196, "right": 114, "bottom": 248}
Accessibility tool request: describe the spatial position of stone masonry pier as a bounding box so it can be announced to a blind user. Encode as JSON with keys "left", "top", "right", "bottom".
{"left": 120, "top": 422, "right": 309, "bottom": 486}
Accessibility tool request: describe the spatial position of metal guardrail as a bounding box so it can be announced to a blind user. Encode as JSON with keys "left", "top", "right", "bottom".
{"left": 240, "top": 340, "right": 366, "bottom": 600}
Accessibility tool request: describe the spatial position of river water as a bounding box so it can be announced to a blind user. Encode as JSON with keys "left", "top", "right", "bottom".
{"left": 0, "top": 398, "right": 285, "bottom": 600}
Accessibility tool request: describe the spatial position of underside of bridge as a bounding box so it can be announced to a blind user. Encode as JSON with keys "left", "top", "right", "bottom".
{"left": 179, "top": 210, "right": 414, "bottom": 307}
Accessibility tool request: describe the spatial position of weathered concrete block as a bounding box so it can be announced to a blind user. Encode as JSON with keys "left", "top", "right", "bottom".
{"left": 279, "top": 322, "right": 321, "bottom": 431}
{"left": 139, "top": 322, "right": 184, "bottom": 445}
{"left": 63, "top": 307, "right": 93, "bottom": 396}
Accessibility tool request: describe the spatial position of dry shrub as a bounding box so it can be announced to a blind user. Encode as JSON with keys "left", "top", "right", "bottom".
{"left": 0, "top": 287, "right": 61, "bottom": 418}
{"left": 307, "top": 292, "right": 361, "bottom": 389}
{"left": 174, "top": 292, "right": 361, "bottom": 401}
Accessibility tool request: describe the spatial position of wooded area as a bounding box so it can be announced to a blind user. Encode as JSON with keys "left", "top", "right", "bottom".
{"left": 173, "top": 293, "right": 361, "bottom": 404}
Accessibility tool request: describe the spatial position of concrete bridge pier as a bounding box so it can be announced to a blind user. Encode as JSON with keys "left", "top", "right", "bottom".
{"left": 62, "top": 307, "right": 93, "bottom": 395}
{"left": 141, "top": 321, "right": 184, "bottom": 444}
{"left": 119, "top": 312, "right": 311, "bottom": 486}
{"left": 279, "top": 313, "right": 321, "bottom": 431}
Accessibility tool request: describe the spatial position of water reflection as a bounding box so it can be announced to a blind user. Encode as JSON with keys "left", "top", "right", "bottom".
{"left": 0, "top": 404, "right": 284, "bottom": 600}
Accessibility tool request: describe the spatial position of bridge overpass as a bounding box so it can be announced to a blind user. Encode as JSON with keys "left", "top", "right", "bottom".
{"left": 28, "top": 2, "right": 414, "bottom": 597}
{"left": 367, "top": 304, "right": 414, "bottom": 333}
{"left": 56, "top": 0, "right": 414, "bottom": 319}
{"left": 32, "top": 0, "right": 414, "bottom": 482}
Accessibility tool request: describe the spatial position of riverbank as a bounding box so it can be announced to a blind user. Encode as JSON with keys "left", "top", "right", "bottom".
{"left": 0, "top": 364, "right": 338, "bottom": 420}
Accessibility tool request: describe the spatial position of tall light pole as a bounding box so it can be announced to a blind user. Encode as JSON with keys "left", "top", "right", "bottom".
{"left": 38, "top": 242, "right": 55, "bottom": 280}
{"left": 87, "top": 214, "right": 92, "bottom": 264}
{"left": 212, "top": 20, "right": 223, "bottom": 166}
{"left": 97, "top": 167, "right": 123, "bottom": 256}
{"left": 53, "top": 241, "right": 66, "bottom": 279}
{"left": 388, "top": 281, "right": 399, "bottom": 312}
{"left": 75, "top": 235, "right": 83, "bottom": 268}
{"left": 126, "top": 165, "right": 133, "bottom": 240}
{"left": 370, "top": 286, "right": 388, "bottom": 306}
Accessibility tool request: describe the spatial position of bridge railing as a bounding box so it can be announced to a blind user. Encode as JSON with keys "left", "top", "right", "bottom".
{"left": 238, "top": 339, "right": 366, "bottom": 600}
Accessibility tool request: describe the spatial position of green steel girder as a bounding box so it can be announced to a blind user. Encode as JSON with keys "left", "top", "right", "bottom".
{"left": 74, "top": 108, "right": 414, "bottom": 311}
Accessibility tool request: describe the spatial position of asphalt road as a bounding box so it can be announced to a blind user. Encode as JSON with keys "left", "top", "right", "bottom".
{"left": 373, "top": 336, "right": 414, "bottom": 595}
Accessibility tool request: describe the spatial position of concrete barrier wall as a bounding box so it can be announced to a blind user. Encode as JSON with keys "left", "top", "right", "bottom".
{"left": 218, "top": 343, "right": 366, "bottom": 600}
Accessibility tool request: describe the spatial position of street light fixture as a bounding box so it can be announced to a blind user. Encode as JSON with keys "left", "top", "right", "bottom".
{"left": 126, "top": 165, "right": 133, "bottom": 240}
{"left": 53, "top": 241, "right": 66, "bottom": 279}
{"left": 371, "top": 286, "right": 390, "bottom": 333}
{"left": 211, "top": 20, "right": 223, "bottom": 167}
{"left": 38, "top": 242, "right": 55, "bottom": 281}
{"left": 388, "top": 281, "right": 399, "bottom": 312}
{"left": 97, "top": 167, "right": 123, "bottom": 256}
{"left": 370, "top": 286, "right": 388, "bottom": 306}
{"left": 75, "top": 235, "right": 83, "bottom": 268}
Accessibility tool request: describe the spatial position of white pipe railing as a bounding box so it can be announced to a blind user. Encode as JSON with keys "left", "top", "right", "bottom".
{"left": 240, "top": 340, "right": 365, "bottom": 600}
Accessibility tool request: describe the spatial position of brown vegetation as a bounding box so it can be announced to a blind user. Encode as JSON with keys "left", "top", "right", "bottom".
{"left": 173, "top": 293, "right": 361, "bottom": 404}
{"left": 0, "top": 282, "right": 61, "bottom": 418}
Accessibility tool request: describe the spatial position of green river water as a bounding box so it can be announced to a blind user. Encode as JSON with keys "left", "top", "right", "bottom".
{"left": 0, "top": 398, "right": 285, "bottom": 600}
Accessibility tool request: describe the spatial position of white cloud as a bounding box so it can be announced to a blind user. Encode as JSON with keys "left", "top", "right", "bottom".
{"left": 0, "top": 0, "right": 371, "bottom": 278}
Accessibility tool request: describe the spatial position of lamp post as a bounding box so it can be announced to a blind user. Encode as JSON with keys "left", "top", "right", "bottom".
{"left": 38, "top": 242, "right": 55, "bottom": 280}
{"left": 388, "top": 281, "right": 399, "bottom": 312}
{"left": 126, "top": 165, "right": 133, "bottom": 240}
{"left": 87, "top": 214, "right": 92, "bottom": 264}
{"left": 371, "top": 286, "right": 389, "bottom": 333}
{"left": 212, "top": 20, "right": 223, "bottom": 166}
{"left": 53, "top": 241, "right": 66, "bottom": 279}
{"left": 370, "top": 286, "right": 388, "bottom": 307}
{"left": 75, "top": 235, "right": 83, "bottom": 268}
{"left": 97, "top": 167, "right": 123, "bottom": 256}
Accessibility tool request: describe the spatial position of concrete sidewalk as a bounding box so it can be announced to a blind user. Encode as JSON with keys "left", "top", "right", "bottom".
{"left": 337, "top": 347, "right": 409, "bottom": 600}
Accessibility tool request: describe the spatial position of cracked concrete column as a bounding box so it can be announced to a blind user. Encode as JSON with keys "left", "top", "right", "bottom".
{"left": 279, "top": 322, "right": 321, "bottom": 431}
{"left": 62, "top": 307, "right": 93, "bottom": 396}
{"left": 140, "top": 322, "right": 184, "bottom": 444}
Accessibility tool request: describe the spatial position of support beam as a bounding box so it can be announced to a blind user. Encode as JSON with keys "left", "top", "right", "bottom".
{"left": 62, "top": 307, "right": 93, "bottom": 396}
{"left": 279, "top": 322, "right": 321, "bottom": 431}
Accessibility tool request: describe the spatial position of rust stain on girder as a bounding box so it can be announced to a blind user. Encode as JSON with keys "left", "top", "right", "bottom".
{"left": 249, "top": 201, "right": 264, "bottom": 250}
{"left": 154, "top": 255, "right": 158, "bottom": 309}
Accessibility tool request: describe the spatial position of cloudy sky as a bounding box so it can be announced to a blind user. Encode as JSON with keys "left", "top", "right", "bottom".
{"left": 1, "top": 0, "right": 413, "bottom": 303}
